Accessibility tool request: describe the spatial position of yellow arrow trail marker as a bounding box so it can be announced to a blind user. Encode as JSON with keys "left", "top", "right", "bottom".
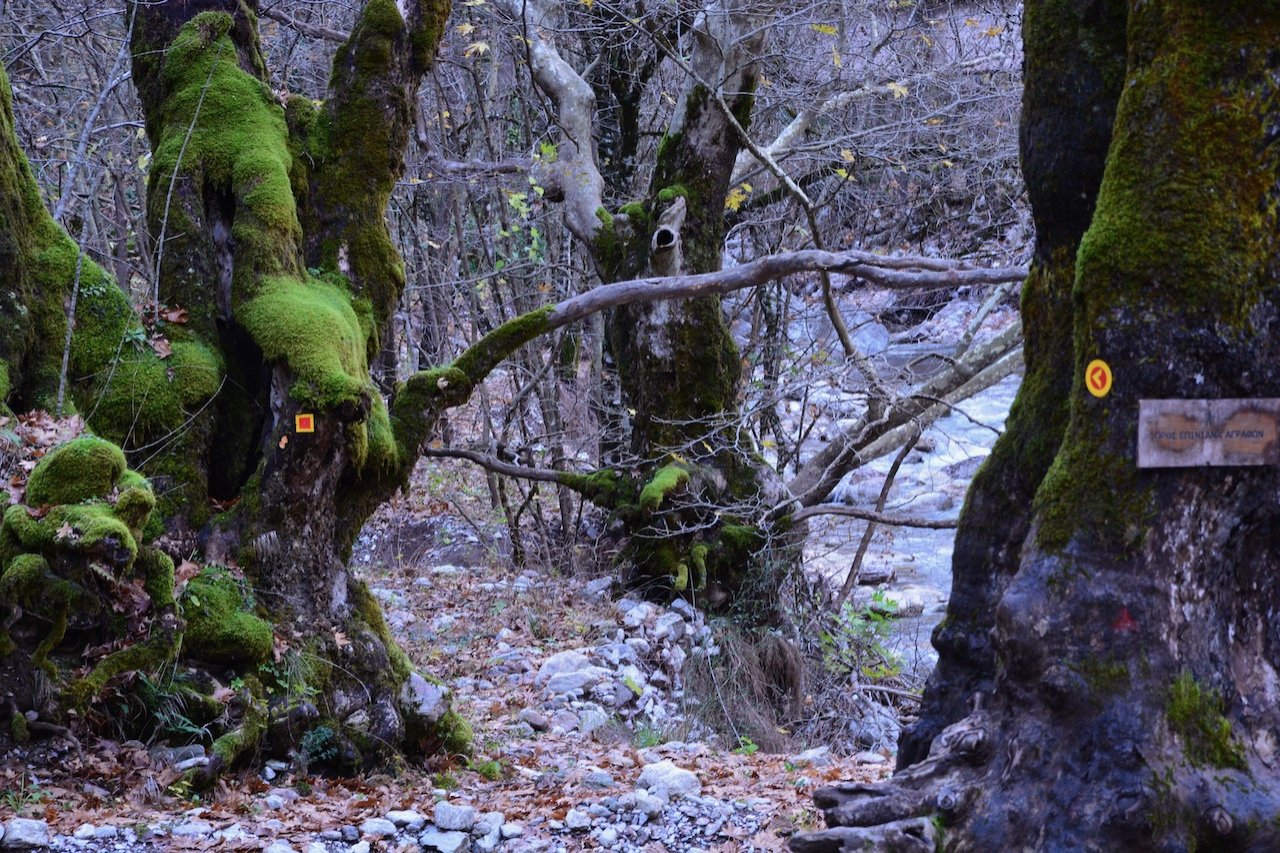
{"left": 1085, "top": 359, "right": 1112, "bottom": 398}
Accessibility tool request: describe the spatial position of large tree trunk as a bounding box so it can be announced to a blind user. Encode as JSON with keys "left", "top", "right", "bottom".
{"left": 794, "top": 2, "right": 1280, "bottom": 850}
{"left": 1, "top": 0, "right": 473, "bottom": 777}
{"left": 896, "top": 0, "right": 1128, "bottom": 768}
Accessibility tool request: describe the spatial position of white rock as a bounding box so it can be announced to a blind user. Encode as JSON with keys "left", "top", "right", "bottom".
{"left": 621, "top": 601, "right": 659, "bottom": 628}
{"left": 432, "top": 802, "right": 477, "bottom": 832}
{"left": 632, "top": 789, "right": 666, "bottom": 818}
{"left": 347, "top": 842, "right": 370, "bottom": 853}
{"left": 544, "top": 667, "right": 610, "bottom": 696}
{"left": 92, "top": 826, "right": 119, "bottom": 839}
{"left": 264, "top": 841, "right": 297, "bottom": 853}
{"left": 651, "top": 612, "right": 685, "bottom": 642}
{"left": 213, "top": 824, "right": 253, "bottom": 843}
{"left": 399, "top": 672, "right": 449, "bottom": 724}
{"left": 171, "top": 821, "right": 213, "bottom": 838}
{"left": 579, "top": 707, "right": 610, "bottom": 734}
{"left": 500, "top": 822, "right": 525, "bottom": 839}
{"left": 789, "top": 746, "right": 832, "bottom": 768}
{"left": 584, "top": 576, "right": 613, "bottom": 597}
{"left": 636, "top": 760, "right": 701, "bottom": 800}
{"left": 307, "top": 843, "right": 328, "bottom": 853}
{"left": 599, "top": 826, "right": 619, "bottom": 846}
{"left": 385, "top": 809, "right": 426, "bottom": 830}
{"left": 535, "top": 649, "right": 593, "bottom": 685}
{"left": 417, "top": 829, "right": 468, "bottom": 853}
{"left": 564, "top": 809, "right": 591, "bottom": 831}
{"left": 358, "top": 817, "right": 398, "bottom": 838}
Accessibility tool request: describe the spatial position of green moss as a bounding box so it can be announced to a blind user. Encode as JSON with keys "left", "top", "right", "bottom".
{"left": 689, "top": 543, "right": 709, "bottom": 591}
{"left": 3, "top": 502, "right": 138, "bottom": 564}
{"left": 67, "top": 632, "right": 178, "bottom": 705}
{"left": 656, "top": 185, "right": 688, "bottom": 203}
{"left": 1033, "top": 428, "right": 1152, "bottom": 555}
{"left": 436, "top": 708, "right": 473, "bottom": 755}
{"left": 1070, "top": 655, "right": 1130, "bottom": 696}
{"left": 350, "top": 579, "right": 411, "bottom": 680}
{"left": 180, "top": 567, "right": 273, "bottom": 665}
{"left": 595, "top": 207, "right": 614, "bottom": 229}
{"left": 557, "top": 469, "right": 633, "bottom": 509}
{"left": 10, "top": 712, "right": 29, "bottom": 743}
{"left": 638, "top": 464, "right": 690, "bottom": 512}
{"left": 618, "top": 201, "right": 647, "bottom": 220}
{"left": 135, "top": 547, "right": 176, "bottom": 609}
{"left": 24, "top": 437, "right": 126, "bottom": 506}
{"left": 240, "top": 275, "right": 372, "bottom": 408}
{"left": 1167, "top": 672, "right": 1247, "bottom": 771}
{"left": 451, "top": 305, "right": 556, "bottom": 382}
{"left": 210, "top": 676, "right": 268, "bottom": 769}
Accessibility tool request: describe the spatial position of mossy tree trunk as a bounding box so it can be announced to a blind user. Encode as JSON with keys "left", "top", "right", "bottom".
{"left": 591, "top": 7, "right": 796, "bottom": 621}
{"left": 0, "top": 0, "right": 479, "bottom": 775}
{"left": 793, "top": 2, "right": 1280, "bottom": 850}
{"left": 895, "top": 0, "right": 1128, "bottom": 768}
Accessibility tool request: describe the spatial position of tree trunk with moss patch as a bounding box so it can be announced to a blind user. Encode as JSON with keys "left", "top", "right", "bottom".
{"left": 793, "top": 2, "right": 1280, "bottom": 849}
{"left": 593, "top": 6, "right": 796, "bottom": 622}
{"left": 1, "top": 0, "right": 473, "bottom": 777}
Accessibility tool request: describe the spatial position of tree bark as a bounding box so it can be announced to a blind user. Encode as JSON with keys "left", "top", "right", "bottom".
{"left": 794, "top": 2, "right": 1280, "bottom": 849}
{"left": 896, "top": 0, "right": 1128, "bottom": 768}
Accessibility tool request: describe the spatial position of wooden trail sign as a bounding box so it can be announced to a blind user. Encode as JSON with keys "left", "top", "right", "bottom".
{"left": 1138, "top": 399, "right": 1280, "bottom": 468}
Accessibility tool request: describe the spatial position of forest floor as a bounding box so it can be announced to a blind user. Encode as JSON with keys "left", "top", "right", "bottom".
{"left": 0, "top": 464, "right": 889, "bottom": 852}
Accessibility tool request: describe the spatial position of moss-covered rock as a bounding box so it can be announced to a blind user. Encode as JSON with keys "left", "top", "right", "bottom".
{"left": 24, "top": 436, "right": 127, "bottom": 506}
{"left": 181, "top": 567, "right": 273, "bottom": 665}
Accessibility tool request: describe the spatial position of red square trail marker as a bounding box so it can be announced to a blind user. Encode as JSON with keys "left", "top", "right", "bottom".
{"left": 295, "top": 413, "right": 316, "bottom": 433}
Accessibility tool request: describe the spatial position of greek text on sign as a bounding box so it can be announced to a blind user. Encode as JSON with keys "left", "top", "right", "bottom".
{"left": 1137, "top": 399, "right": 1280, "bottom": 468}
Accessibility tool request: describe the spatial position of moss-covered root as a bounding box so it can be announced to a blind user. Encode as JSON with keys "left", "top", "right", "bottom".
{"left": 65, "top": 627, "right": 181, "bottom": 708}
{"left": 199, "top": 676, "right": 268, "bottom": 786}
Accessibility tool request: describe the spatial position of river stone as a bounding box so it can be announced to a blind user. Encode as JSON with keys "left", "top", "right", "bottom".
{"left": 263, "top": 842, "right": 296, "bottom": 853}
{"left": 536, "top": 649, "right": 593, "bottom": 684}
{"left": 789, "top": 746, "right": 832, "bottom": 767}
{"left": 386, "top": 809, "right": 426, "bottom": 830}
{"left": 399, "top": 672, "right": 448, "bottom": 723}
{"left": 418, "top": 830, "right": 468, "bottom": 853}
{"left": 636, "top": 760, "right": 701, "bottom": 800}
{"left": 1, "top": 819, "right": 48, "bottom": 849}
{"left": 171, "top": 820, "right": 213, "bottom": 838}
{"left": 358, "top": 817, "right": 397, "bottom": 838}
{"left": 433, "top": 802, "right": 477, "bottom": 831}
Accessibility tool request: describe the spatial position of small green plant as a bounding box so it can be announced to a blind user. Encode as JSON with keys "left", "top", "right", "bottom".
{"left": 466, "top": 757, "right": 504, "bottom": 781}
{"left": 0, "top": 775, "right": 45, "bottom": 814}
{"left": 433, "top": 770, "right": 460, "bottom": 790}
{"left": 819, "top": 596, "right": 904, "bottom": 681}
{"left": 733, "top": 736, "right": 760, "bottom": 756}
{"left": 633, "top": 725, "right": 666, "bottom": 748}
{"left": 300, "top": 724, "right": 338, "bottom": 766}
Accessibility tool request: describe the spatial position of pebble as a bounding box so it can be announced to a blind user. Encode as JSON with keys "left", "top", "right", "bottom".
{"left": 385, "top": 809, "right": 426, "bottom": 830}
{"left": 433, "top": 802, "right": 477, "bottom": 832}
{"left": 358, "top": 817, "right": 397, "bottom": 838}
{"left": 170, "top": 820, "right": 213, "bottom": 838}
{"left": 263, "top": 842, "right": 297, "bottom": 853}
{"left": 418, "top": 829, "right": 468, "bottom": 853}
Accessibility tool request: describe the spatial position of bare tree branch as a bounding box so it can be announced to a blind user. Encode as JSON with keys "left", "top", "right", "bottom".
{"left": 258, "top": 5, "right": 348, "bottom": 43}
{"left": 789, "top": 504, "right": 959, "bottom": 529}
